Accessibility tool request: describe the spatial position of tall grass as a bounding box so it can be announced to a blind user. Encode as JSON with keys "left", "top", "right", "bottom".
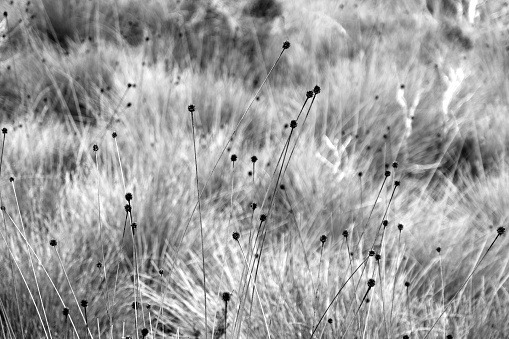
{"left": 1, "top": 0, "right": 509, "bottom": 338}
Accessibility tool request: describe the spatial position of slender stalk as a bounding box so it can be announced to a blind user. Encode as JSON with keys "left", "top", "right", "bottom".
{"left": 189, "top": 106, "right": 208, "bottom": 338}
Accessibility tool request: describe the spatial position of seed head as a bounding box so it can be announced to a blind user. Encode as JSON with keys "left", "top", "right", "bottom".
{"left": 358, "top": 172, "right": 363, "bottom": 177}
{"left": 124, "top": 204, "right": 131, "bottom": 212}
{"left": 375, "top": 253, "right": 381, "bottom": 261}
{"left": 9, "top": 177, "right": 14, "bottom": 182}
{"left": 392, "top": 161, "right": 399, "bottom": 168}
{"left": 230, "top": 154, "right": 237, "bottom": 162}
{"left": 385, "top": 170, "right": 391, "bottom": 177}
{"left": 141, "top": 328, "right": 149, "bottom": 337}
{"left": 3, "top": 12, "right": 7, "bottom": 17}
{"left": 159, "top": 269, "right": 164, "bottom": 276}
{"left": 250, "top": 202, "right": 257, "bottom": 211}
{"left": 395, "top": 180, "right": 401, "bottom": 187}
{"left": 222, "top": 292, "right": 231, "bottom": 302}
{"left": 320, "top": 235, "right": 327, "bottom": 244}
{"left": 404, "top": 281, "right": 410, "bottom": 287}
{"left": 290, "top": 120, "right": 297, "bottom": 129}
{"left": 497, "top": 227, "right": 506, "bottom": 235}
{"left": 146, "top": 304, "right": 151, "bottom": 309}
{"left": 1, "top": 128, "right": 6, "bottom": 134}
{"left": 313, "top": 85, "right": 321, "bottom": 94}
{"left": 232, "top": 232, "right": 240, "bottom": 241}
{"left": 251, "top": 156, "right": 258, "bottom": 163}
{"left": 280, "top": 184, "right": 285, "bottom": 190}
{"left": 112, "top": 131, "right": 117, "bottom": 138}
{"left": 260, "top": 214, "right": 267, "bottom": 222}
{"left": 49, "top": 239, "right": 57, "bottom": 247}
{"left": 96, "top": 262, "right": 102, "bottom": 269}
{"left": 63, "top": 307, "right": 70, "bottom": 316}
{"left": 125, "top": 192, "right": 133, "bottom": 201}
{"left": 132, "top": 301, "right": 140, "bottom": 309}
{"left": 369, "top": 250, "right": 375, "bottom": 257}
{"left": 188, "top": 105, "right": 195, "bottom": 113}
{"left": 398, "top": 223, "right": 403, "bottom": 231}
{"left": 0, "top": 206, "right": 4, "bottom": 211}
{"left": 93, "top": 144, "right": 98, "bottom": 152}
{"left": 80, "top": 300, "right": 88, "bottom": 308}
{"left": 436, "top": 247, "right": 441, "bottom": 253}
{"left": 446, "top": 335, "right": 453, "bottom": 339}
{"left": 131, "top": 222, "right": 137, "bottom": 230}
{"left": 342, "top": 230, "right": 349, "bottom": 238}
{"left": 306, "top": 90, "right": 314, "bottom": 98}
{"left": 403, "top": 336, "right": 409, "bottom": 339}
{"left": 367, "top": 279, "right": 376, "bottom": 287}
{"left": 282, "top": 41, "right": 290, "bottom": 49}
{"left": 382, "top": 219, "right": 388, "bottom": 227}
{"left": 327, "top": 318, "right": 333, "bottom": 324}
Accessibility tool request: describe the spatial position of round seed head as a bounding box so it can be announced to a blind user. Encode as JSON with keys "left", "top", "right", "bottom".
{"left": 436, "top": 247, "right": 441, "bottom": 253}
{"left": 93, "top": 144, "right": 98, "bottom": 152}
{"left": 327, "top": 318, "right": 333, "bottom": 324}
{"left": 124, "top": 204, "right": 131, "bottom": 212}
{"left": 9, "top": 177, "right": 14, "bottom": 182}
{"left": 222, "top": 292, "right": 231, "bottom": 302}
{"left": 141, "top": 328, "right": 149, "bottom": 337}
{"left": 367, "top": 278, "right": 376, "bottom": 287}
{"left": 232, "top": 232, "right": 240, "bottom": 241}
{"left": 398, "top": 223, "right": 404, "bottom": 231}
{"left": 146, "top": 304, "right": 151, "bottom": 309}
{"left": 49, "top": 239, "right": 57, "bottom": 247}
{"left": 375, "top": 253, "right": 381, "bottom": 261}
{"left": 250, "top": 202, "right": 257, "bottom": 210}
{"left": 392, "top": 161, "right": 399, "bottom": 168}
{"left": 382, "top": 219, "right": 388, "bottom": 227}
{"left": 497, "top": 227, "right": 505, "bottom": 235}
{"left": 63, "top": 307, "right": 70, "bottom": 316}
{"left": 282, "top": 41, "right": 290, "bottom": 49}
{"left": 385, "top": 170, "right": 391, "bottom": 177}
{"left": 280, "top": 184, "right": 285, "bottom": 190}
{"left": 290, "top": 120, "right": 297, "bottom": 129}
{"left": 3, "top": 12, "right": 7, "bottom": 17}
{"left": 131, "top": 222, "right": 137, "bottom": 230}
{"left": 403, "top": 336, "right": 409, "bottom": 339}
{"left": 320, "top": 235, "right": 327, "bottom": 244}
{"left": 1, "top": 128, "right": 7, "bottom": 134}
{"left": 342, "top": 230, "right": 349, "bottom": 238}
{"left": 0, "top": 206, "right": 4, "bottom": 211}
{"left": 125, "top": 192, "right": 133, "bottom": 201}
{"left": 395, "top": 180, "right": 401, "bottom": 187}
{"left": 404, "top": 281, "right": 410, "bottom": 287}
{"left": 230, "top": 154, "right": 237, "bottom": 162}
{"left": 260, "top": 214, "right": 267, "bottom": 222}
{"left": 80, "top": 300, "right": 88, "bottom": 308}
{"left": 251, "top": 156, "right": 258, "bottom": 163}
{"left": 369, "top": 250, "right": 375, "bottom": 257}
{"left": 112, "top": 131, "right": 117, "bottom": 138}
{"left": 188, "top": 105, "right": 195, "bottom": 113}
{"left": 313, "top": 85, "right": 321, "bottom": 94}
{"left": 159, "top": 269, "right": 164, "bottom": 276}
{"left": 96, "top": 262, "right": 102, "bottom": 269}
{"left": 306, "top": 90, "right": 314, "bottom": 98}
{"left": 358, "top": 172, "right": 363, "bottom": 177}
{"left": 446, "top": 335, "right": 453, "bottom": 339}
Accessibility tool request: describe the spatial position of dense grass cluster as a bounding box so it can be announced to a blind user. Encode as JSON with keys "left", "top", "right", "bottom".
{"left": 1, "top": 0, "right": 509, "bottom": 338}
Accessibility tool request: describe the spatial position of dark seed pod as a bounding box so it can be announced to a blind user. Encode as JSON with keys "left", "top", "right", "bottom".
{"left": 282, "top": 41, "right": 290, "bottom": 49}
{"left": 290, "top": 120, "right": 297, "bottom": 129}
{"left": 93, "top": 145, "right": 98, "bottom": 152}
{"left": 260, "top": 214, "right": 267, "bottom": 222}
{"left": 80, "top": 300, "right": 88, "bottom": 308}
{"left": 382, "top": 220, "right": 388, "bottom": 227}
{"left": 342, "top": 230, "right": 349, "bottom": 238}
{"left": 404, "top": 281, "right": 410, "bottom": 287}
{"left": 232, "top": 232, "right": 240, "bottom": 241}
{"left": 320, "top": 235, "right": 327, "bottom": 244}
{"left": 327, "top": 318, "right": 333, "bottom": 324}
{"left": 125, "top": 192, "right": 133, "bottom": 201}
{"left": 436, "top": 247, "right": 441, "bottom": 253}
{"left": 251, "top": 156, "right": 258, "bottom": 163}
{"left": 497, "top": 227, "right": 506, "bottom": 235}
{"left": 112, "top": 132, "right": 117, "bottom": 138}
{"left": 49, "top": 239, "right": 57, "bottom": 247}
{"left": 398, "top": 223, "right": 403, "bottom": 231}
{"left": 385, "top": 170, "right": 391, "bottom": 177}
{"left": 367, "top": 279, "right": 375, "bottom": 287}
{"left": 188, "top": 105, "right": 195, "bottom": 113}
{"left": 313, "top": 85, "right": 321, "bottom": 94}
{"left": 1, "top": 128, "right": 7, "bottom": 134}
{"left": 369, "top": 250, "right": 375, "bottom": 257}
{"left": 158, "top": 269, "right": 163, "bottom": 276}
{"left": 222, "top": 292, "right": 231, "bottom": 302}
{"left": 306, "top": 90, "right": 314, "bottom": 98}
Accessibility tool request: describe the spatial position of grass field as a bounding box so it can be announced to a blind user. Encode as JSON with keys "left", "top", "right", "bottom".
{"left": 1, "top": 0, "right": 509, "bottom": 338}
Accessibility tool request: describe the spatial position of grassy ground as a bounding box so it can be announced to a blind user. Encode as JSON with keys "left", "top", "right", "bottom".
{"left": 1, "top": 0, "right": 509, "bottom": 338}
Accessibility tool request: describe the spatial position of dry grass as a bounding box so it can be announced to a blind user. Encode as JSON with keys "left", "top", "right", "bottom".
{"left": 1, "top": 0, "right": 509, "bottom": 338}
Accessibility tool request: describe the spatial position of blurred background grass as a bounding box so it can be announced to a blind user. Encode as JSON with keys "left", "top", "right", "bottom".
{"left": 1, "top": 0, "right": 509, "bottom": 338}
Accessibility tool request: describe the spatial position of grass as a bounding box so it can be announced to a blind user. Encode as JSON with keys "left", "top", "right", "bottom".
{"left": 1, "top": 0, "right": 509, "bottom": 338}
